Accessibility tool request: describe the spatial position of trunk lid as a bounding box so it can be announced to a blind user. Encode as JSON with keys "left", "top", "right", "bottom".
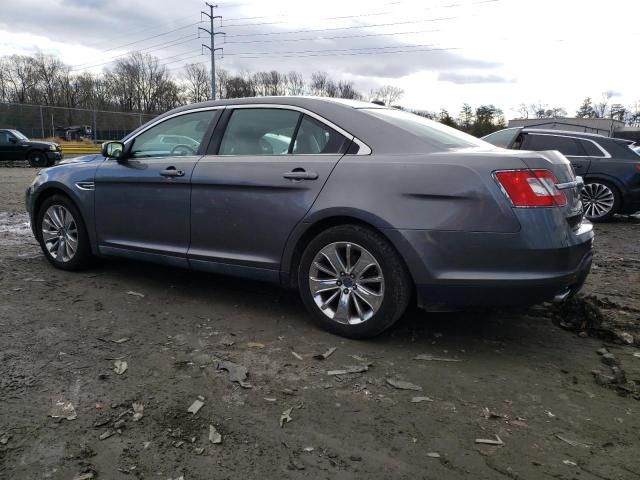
{"left": 518, "top": 149, "right": 584, "bottom": 225}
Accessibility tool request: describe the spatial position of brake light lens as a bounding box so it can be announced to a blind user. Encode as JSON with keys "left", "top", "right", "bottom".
{"left": 495, "top": 169, "right": 567, "bottom": 207}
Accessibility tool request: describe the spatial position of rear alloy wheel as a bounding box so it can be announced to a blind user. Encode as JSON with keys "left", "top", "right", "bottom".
{"left": 37, "top": 195, "right": 92, "bottom": 270}
{"left": 298, "top": 225, "right": 411, "bottom": 338}
{"left": 28, "top": 150, "right": 47, "bottom": 168}
{"left": 581, "top": 181, "right": 619, "bottom": 222}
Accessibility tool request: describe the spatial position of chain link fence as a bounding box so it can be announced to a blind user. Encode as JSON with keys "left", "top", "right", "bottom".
{"left": 0, "top": 102, "right": 157, "bottom": 141}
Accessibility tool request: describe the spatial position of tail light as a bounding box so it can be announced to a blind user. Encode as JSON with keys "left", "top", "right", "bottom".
{"left": 494, "top": 169, "right": 567, "bottom": 207}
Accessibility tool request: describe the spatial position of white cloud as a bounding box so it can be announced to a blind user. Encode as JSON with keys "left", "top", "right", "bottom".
{"left": 0, "top": 0, "right": 639, "bottom": 118}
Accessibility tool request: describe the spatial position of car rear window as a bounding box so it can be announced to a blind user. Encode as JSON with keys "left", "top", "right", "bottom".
{"left": 363, "top": 108, "right": 489, "bottom": 149}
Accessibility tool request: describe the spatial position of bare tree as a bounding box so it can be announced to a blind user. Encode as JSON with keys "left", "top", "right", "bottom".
{"left": 370, "top": 85, "right": 404, "bottom": 106}
{"left": 286, "top": 71, "right": 305, "bottom": 96}
{"left": 594, "top": 91, "right": 614, "bottom": 118}
{"left": 183, "top": 63, "right": 210, "bottom": 103}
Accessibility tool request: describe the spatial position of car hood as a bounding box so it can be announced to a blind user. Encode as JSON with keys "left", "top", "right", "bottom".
{"left": 24, "top": 140, "right": 59, "bottom": 149}
{"left": 57, "top": 154, "right": 103, "bottom": 165}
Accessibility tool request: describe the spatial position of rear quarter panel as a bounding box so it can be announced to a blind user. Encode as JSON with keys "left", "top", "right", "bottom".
{"left": 306, "top": 149, "right": 525, "bottom": 233}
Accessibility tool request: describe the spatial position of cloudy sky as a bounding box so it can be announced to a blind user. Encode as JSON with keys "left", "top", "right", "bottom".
{"left": 0, "top": 0, "right": 638, "bottom": 118}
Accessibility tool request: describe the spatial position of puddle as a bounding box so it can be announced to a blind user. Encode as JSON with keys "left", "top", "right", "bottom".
{"left": 0, "top": 212, "right": 40, "bottom": 254}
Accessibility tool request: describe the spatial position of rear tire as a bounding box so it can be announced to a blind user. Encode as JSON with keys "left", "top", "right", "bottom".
{"left": 581, "top": 180, "right": 620, "bottom": 222}
{"left": 28, "top": 150, "right": 47, "bottom": 168}
{"left": 298, "top": 224, "right": 411, "bottom": 339}
{"left": 36, "top": 195, "right": 92, "bottom": 270}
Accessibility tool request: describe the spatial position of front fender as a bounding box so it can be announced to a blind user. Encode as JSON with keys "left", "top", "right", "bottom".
{"left": 28, "top": 162, "right": 100, "bottom": 254}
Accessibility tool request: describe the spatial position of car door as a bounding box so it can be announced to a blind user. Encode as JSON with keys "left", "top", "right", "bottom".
{"left": 518, "top": 133, "right": 591, "bottom": 176}
{"left": 94, "top": 108, "right": 219, "bottom": 266}
{"left": 0, "top": 131, "right": 11, "bottom": 160}
{"left": 189, "top": 106, "right": 352, "bottom": 280}
{"left": 0, "top": 131, "right": 22, "bottom": 160}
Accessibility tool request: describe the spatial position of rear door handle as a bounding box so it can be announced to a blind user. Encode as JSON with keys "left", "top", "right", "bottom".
{"left": 283, "top": 170, "right": 318, "bottom": 180}
{"left": 160, "top": 167, "right": 185, "bottom": 178}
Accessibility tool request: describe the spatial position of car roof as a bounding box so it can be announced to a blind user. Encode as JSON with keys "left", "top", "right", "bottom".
{"left": 521, "top": 128, "right": 635, "bottom": 145}
{"left": 522, "top": 128, "right": 608, "bottom": 139}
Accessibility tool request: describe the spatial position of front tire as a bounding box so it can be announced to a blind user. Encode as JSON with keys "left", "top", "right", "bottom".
{"left": 581, "top": 180, "right": 620, "bottom": 222}
{"left": 36, "top": 195, "right": 92, "bottom": 270}
{"left": 28, "top": 151, "right": 48, "bottom": 168}
{"left": 298, "top": 224, "right": 411, "bottom": 339}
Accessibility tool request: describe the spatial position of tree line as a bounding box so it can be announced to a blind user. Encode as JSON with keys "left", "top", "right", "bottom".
{"left": 516, "top": 91, "right": 640, "bottom": 126}
{"left": 3, "top": 51, "right": 634, "bottom": 138}
{"left": 0, "top": 52, "right": 401, "bottom": 113}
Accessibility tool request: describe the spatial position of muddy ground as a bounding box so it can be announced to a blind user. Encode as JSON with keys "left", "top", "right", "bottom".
{"left": 1, "top": 166, "right": 639, "bottom": 480}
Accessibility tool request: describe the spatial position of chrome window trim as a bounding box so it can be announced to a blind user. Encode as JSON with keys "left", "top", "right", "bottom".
{"left": 122, "top": 103, "right": 373, "bottom": 156}
{"left": 525, "top": 133, "right": 611, "bottom": 158}
{"left": 123, "top": 106, "right": 222, "bottom": 146}
{"left": 221, "top": 103, "right": 372, "bottom": 156}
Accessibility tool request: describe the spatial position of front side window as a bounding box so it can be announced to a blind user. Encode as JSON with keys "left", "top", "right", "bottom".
{"left": 521, "top": 134, "right": 582, "bottom": 156}
{"left": 219, "top": 109, "right": 301, "bottom": 155}
{"left": 0, "top": 131, "right": 12, "bottom": 145}
{"left": 130, "top": 110, "right": 216, "bottom": 158}
{"left": 10, "top": 130, "right": 28, "bottom": 141}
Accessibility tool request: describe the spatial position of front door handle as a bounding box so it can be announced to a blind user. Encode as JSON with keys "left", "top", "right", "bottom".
{"left": 283, "top": 169, "right": 318, "bottom": 181}
{"left": 160, "top": 167, "right": 185, "bottom": 178}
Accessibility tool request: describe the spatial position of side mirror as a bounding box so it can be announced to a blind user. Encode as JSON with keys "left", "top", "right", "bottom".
{"left": 101, "top": 141, "right": 125, "bottom": 160}
{"left": 9, "top": 137, "right": 18, "bottom": 144}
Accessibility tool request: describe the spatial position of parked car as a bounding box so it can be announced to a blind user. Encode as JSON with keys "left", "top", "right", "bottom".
{"left": 26, "top": 98, "right": 593, "bottom": 338}
{"left": 483, "top": 127, "right": 640, "bottom": 221}
{"left": 0, "top": 129, "right": 63, "bottom": 167}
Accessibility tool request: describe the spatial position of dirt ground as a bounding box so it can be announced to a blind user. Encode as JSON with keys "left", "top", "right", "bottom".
{"left": 1, "top": 166, "right": 639, "bottom": 480}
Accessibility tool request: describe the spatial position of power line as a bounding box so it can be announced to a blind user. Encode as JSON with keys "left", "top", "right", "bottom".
{"left": 226, "top": 45, "right": 459, "bottom": 60}
{"left": 223, "top": 16, "right": 457, "bottom": 38}
{"left": 70, "top": 35, "right": 202, "bottom": 72}
{"left": 83, "top": 14, "right": 200, "bottom": 48}
{"left": 224, "top": 28, "right": 441, "bottom": 45}
{"left": 224, "top": 42, "right": 441, "bottom": 57}
{"left": 219, "top": 0, "right": 498, "bottom": 25}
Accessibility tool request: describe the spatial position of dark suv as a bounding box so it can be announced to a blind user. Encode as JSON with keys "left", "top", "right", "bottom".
{"left": 483, "top": 128, "right": 640, "bottom": 221}
{"left": 0, "top": 129, "right": 63, "bottom": 167}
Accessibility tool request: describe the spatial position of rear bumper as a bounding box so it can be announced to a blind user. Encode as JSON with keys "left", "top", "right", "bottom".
{"left": 415, "top": 250, "right": 592, "bottom": 308}
{"left": 385, "top": 213, "right": 594, "bottom": 309}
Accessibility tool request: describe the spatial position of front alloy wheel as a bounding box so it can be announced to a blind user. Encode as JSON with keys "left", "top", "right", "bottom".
{"left": 309, "top": 242, "right": 385, "bottom": 325}
{"left": 581, "top": 182, "right": 618, "bottom": 222}
{"left": 41, "top": 205, "right": 79, "bottom": 263}
{"left": 37, "top": 194, "right": 92, "bottom": 270}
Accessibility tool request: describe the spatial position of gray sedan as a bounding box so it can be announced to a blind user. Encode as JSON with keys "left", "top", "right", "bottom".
{"left": 26, "top": 97, "right": 594, "bottom": 338}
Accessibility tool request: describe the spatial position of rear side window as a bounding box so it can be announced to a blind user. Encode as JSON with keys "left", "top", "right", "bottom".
{"left": 363, "top": 108, "right": 488, "bottom": 149}
{"left": 293, "top": 116, "right": 349, "bottom": 154}
{"left": 579, "top": 139, "right": 606, "bottom": 157}
{"left": 521, "top": 134, "right": 583, "bottom": 156}
{"left": 482, "top": 128, "right": 519, "bottom": 148}
{"left": 220, "top": 108, "right": 300, "bottom": 155}
{"left": 219, "top": 109, "right": 349, "bottom": 156}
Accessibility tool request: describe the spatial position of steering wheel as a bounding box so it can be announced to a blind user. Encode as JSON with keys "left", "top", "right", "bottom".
{"left": 170, "top": 144, "right": 197, "bottom": 156}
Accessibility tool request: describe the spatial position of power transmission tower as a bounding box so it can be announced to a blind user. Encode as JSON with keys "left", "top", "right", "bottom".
{"left": 199, "top": 2, "right": 224, "bottom": 100}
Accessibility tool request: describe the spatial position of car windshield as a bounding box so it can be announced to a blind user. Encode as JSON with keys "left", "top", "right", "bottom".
{"left": 363, "top": 108, "right": 490, "bottom": 149}
{"left": 10, "top": 130, "right": 28, "bottom": 141}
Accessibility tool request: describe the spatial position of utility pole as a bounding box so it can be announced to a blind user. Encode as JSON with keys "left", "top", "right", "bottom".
{"left": 199, "top": 3, "right": 224, "bottom": 100}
